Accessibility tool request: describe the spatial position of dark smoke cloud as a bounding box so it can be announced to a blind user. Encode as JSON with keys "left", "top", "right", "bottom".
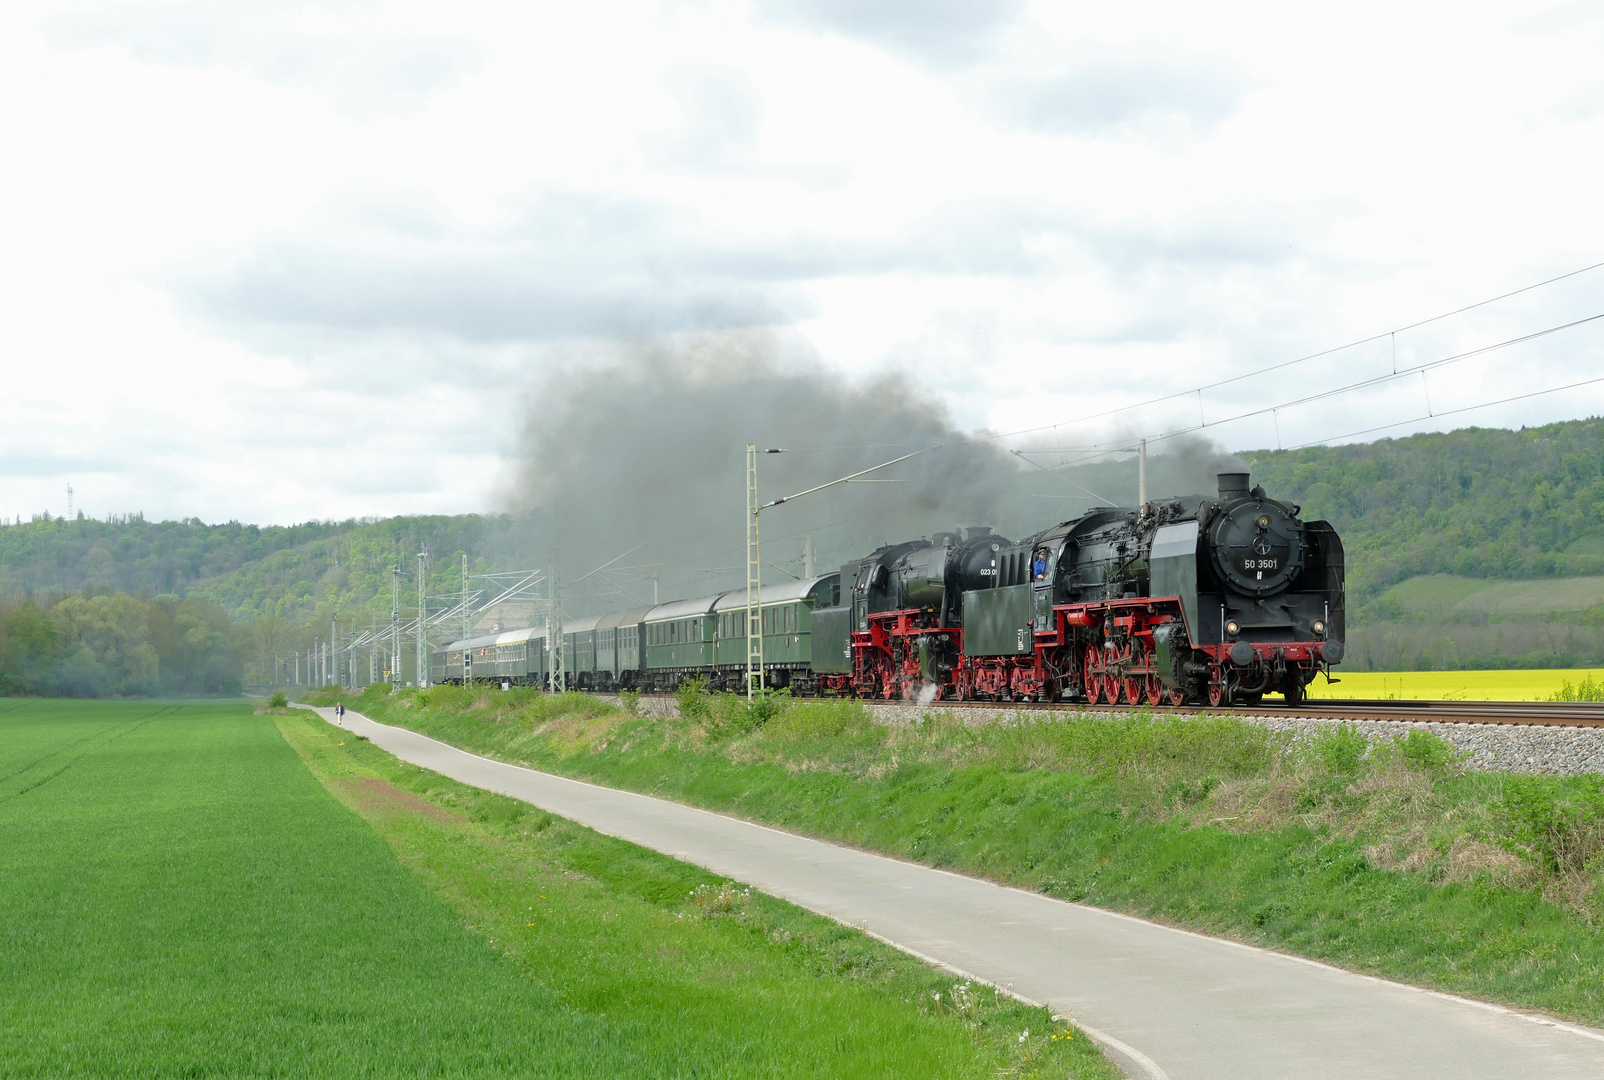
{"left": 489, "top": 336, "right": 1262, "bottom": 615}
{"left": 497, "top": 335, "right": 1019, "bottom": 611}
{"left": 1011, "top": 429, "right": 1252, "bottom": 511}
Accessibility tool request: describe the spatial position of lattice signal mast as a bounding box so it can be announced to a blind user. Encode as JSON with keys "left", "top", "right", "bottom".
{"left": 416, "top": 548, "right": 430, "bottom": 688}
{"left": 745, "top": 444, "right": 763, "bottom": 699}
{"left": 391, "top": 563, "right": 402, "bottom": 689}
{"left": 547, "top": 562, "right": 563, "bottom": 694}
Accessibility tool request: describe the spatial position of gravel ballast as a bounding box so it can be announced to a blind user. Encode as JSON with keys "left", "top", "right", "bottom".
{"left": 598, "top": 694, "right": 1604, "bottom": 776}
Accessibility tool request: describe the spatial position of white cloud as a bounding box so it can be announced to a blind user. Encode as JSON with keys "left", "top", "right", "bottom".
{"left": 43, "top": 0, "right": 482, "bottom": 117}
{"left": 3, "top": 0, "right": 1604, "bottom": 526}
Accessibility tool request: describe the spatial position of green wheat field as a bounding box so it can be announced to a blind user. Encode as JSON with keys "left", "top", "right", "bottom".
{"left": 0, "top": 699, "right": 1109, "bottom": 1079}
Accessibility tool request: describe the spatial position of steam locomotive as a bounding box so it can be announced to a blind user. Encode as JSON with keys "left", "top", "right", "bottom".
{"left": 436, "top": 470, "right": 1344, "bottom": 707}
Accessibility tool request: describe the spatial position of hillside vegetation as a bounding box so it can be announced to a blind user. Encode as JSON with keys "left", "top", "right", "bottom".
{"left": 6, "top": 418, "right": 1604, "bottom": 686}
{"left": 1243, "top": 419, "right": 1604, "bottom": 598}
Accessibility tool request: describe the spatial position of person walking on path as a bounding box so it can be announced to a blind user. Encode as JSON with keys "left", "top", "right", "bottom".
{"left": 335, "top": 702, "right": 345, "bottom": 724}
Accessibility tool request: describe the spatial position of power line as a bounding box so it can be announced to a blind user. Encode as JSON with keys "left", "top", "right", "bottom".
{"left": 1285, "top": 373, "right": 1604, "bottom": 450}
{"left": 1018, "top": 309, "right": 1604, "bottom": 470}
{"left": 984, "top": 257, "right": 1604, "bottom": 443}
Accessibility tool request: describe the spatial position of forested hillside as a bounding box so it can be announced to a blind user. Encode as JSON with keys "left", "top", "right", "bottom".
{"left": 1243, "top": 419, "right": 1604, "bottom": 600}
{"left": 0, "top": 515, "right": 504, "bottom": 692}
{"left": 0, "top": 513, "right": 497, "bottom": 619}
{"left": 6, "top": 417, "right": 1604, "bottom": 689}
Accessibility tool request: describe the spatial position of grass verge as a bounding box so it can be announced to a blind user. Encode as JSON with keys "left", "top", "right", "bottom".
{"left": 279, "top": 710, "right": 1115, "bottom": 1078}
{"left": 325, "top": 684, "right": 1604, "bottom": 1028}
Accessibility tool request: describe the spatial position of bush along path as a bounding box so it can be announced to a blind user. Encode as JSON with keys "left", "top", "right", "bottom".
{"left": 305, "top": 684, "right": 1604, "bottom": 1032}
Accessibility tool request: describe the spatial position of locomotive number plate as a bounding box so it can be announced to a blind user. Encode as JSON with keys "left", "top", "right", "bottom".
{"left": 1241, "top": 558, "right": 1280, "bottom": 571}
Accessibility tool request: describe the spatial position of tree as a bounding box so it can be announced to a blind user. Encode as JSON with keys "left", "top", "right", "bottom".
{"left": 51, "top": 594, "right": 159, "bottom": 696}
{"left": 0, "top": 600, "right": 60, "bottom": 694}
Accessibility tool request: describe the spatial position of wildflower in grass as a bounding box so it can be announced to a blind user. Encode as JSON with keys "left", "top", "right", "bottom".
{"left": 688, "top": 881, "right": 751, "bottom": 917}
{"left": 1017, "top": 1029, "right": 1029, "bottom": 1044}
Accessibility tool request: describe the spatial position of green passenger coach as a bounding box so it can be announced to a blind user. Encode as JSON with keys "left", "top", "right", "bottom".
{"left": 437, "top": 573, "right": 840, "bottom": 694}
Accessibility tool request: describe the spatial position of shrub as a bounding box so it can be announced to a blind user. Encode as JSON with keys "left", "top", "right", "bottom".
{"left": 766, "top": 698, "right": 874, "bottom": 741}
{"left": 1496, "top": 776, "right": 1604, "bottom": 878}
{"left": 1390, "top": 730, "right": 1464, "bottom": 776}
{"left": 420, "top": 684, "right": 474, "bottom": 711}
{"left": 1548, "top": 674, "right": 1604, "bottom": 702}
{"left": 521, "top": 691, "right": 613, "bottom": 725}
{"left": 620, "top": 689, "right": 642, "bottom": 715}
{"left": 707, "top": 688, "right": 792, "bottom": 737}
{"left": 675, "top": 677, "right": 711, "bottom": 721}
{"left": 267, "top": 690, "right": 288, "bottom": 709}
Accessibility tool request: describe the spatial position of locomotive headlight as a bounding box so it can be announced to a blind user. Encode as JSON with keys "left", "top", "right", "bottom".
{"left": 1312, "top": 619, "right": 1326, "bottom": 637}
{"left": 1225, "top": 620, "right": 1240, "bottom": 637}
{"left": 1256, "top": 515, "right": 1270, "bottom": 529}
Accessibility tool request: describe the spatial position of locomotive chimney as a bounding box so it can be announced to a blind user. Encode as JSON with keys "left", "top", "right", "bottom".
{"left": 963, "top": 525, "right": 992, "bottom": 540}
{"left": 1217, "top": 472, "right": 1251, "bottom": 499}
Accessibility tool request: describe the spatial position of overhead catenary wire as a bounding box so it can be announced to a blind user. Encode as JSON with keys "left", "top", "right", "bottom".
{"left": 983, "top": 257, "right": 1604, "bottom": 443}
{"left": 1285, "top": 372, "right": 1604, "bottom": 450}
{"left": 1015, "top": 309, "right": 1604, "bottom": 471}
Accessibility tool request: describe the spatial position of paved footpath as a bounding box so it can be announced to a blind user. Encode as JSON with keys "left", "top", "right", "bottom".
{"left": 307, "top": 706, "right": 1604, "bottom": 1079}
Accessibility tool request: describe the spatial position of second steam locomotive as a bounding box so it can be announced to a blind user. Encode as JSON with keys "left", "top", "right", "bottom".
{"left": 439, "top": 470, "right": 1344, "bottom": 707}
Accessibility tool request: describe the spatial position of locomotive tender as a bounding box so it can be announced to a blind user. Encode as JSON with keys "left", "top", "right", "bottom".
{"left": 435, "top": 470, "right": 1344, "bottom": 707}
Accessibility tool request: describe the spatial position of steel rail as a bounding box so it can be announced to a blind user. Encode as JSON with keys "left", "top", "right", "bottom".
{"left": 909, "top": 697, "right": 1604, "bottom": 728}
{"left": 605, "top": 692, "right": 1604, "bottom": 727}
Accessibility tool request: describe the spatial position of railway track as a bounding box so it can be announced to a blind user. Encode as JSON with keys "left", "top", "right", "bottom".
{"left": 619, "top": 691, "right": 1604, "bottom": 727}
{"left": 916, "top": 696, "right": 1604, "bottom": 728}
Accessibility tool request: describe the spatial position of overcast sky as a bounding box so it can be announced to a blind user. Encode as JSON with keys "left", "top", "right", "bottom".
{"left": 4, "top": 0, "right": 1604, "bottom": 525}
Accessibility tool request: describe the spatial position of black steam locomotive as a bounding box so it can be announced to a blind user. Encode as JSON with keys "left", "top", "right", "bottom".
{"left": 438, "top": 470, "right": 1344, "bottom": 707}
{"left": 809, "top": 471, "right": 1344, "bottom": 706}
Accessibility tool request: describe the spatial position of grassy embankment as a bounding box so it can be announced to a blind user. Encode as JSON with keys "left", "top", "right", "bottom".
{"left": 0, "top": 697, "right": 1111, "bottom": 1079}
{"left": 325, "top": 683, "right": 1604, "bottom": 1027}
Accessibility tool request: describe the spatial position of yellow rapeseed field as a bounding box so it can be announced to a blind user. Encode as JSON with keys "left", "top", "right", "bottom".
{"left": 1305, "top": 669, "right": 1599, "bottom": 701}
